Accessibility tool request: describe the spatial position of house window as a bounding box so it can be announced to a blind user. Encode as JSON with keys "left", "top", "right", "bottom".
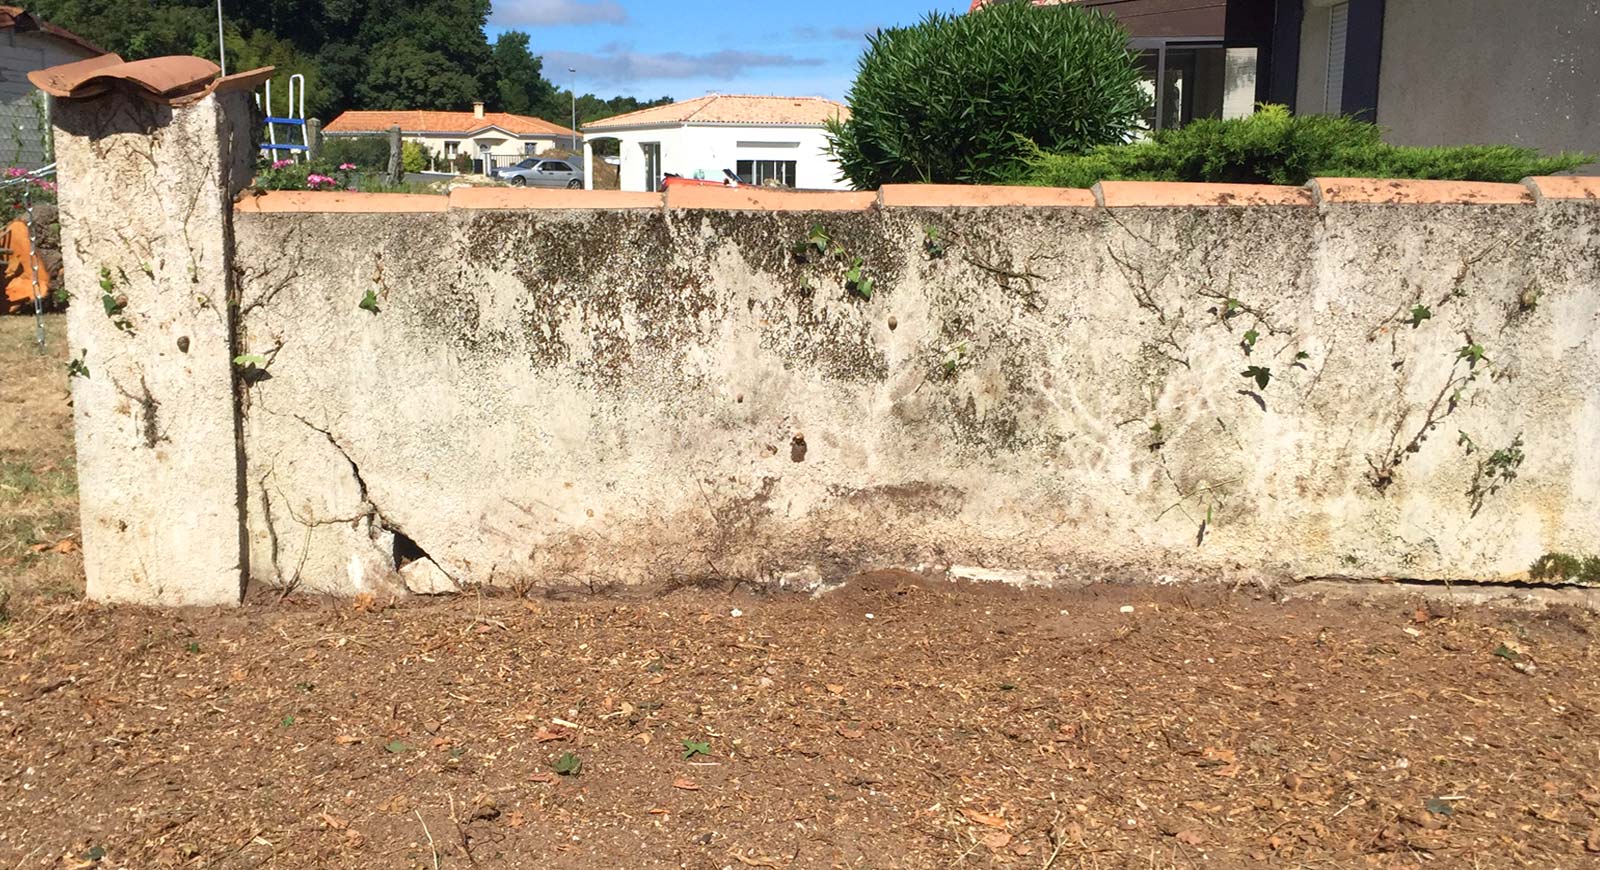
{"left": 444, "top": 140, "right": 460, "bottom": 159}
{"left": 1325, "top": 2, "right": 1350, "bottom": 114}
{"left": 641, "top": 142, "right": 662, "bottom": 192}
{"left": 524, "top": 141, "right": 538, "bottom": 155}
{"left": 1131, "top": 39, "right": 1241, "bottom": 131}
{"left": 736, "top": 159, "right": 797, "bottom": 188}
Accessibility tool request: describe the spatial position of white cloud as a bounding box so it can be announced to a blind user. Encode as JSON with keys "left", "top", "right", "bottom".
{"left": 543, "top": 46, "right": 825, "bottom": 84}
{"left": 491, "top": 0, "right": 628, "bottom": 26}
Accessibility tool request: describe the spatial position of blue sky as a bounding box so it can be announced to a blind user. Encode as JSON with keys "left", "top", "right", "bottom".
{"left": 487, "top": 0, "right": 969, "bottom": 103}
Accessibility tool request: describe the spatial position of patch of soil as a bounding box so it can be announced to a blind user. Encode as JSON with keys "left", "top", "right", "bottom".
{"left": 2, "top": 579, "right": 1597, "bottom": 868}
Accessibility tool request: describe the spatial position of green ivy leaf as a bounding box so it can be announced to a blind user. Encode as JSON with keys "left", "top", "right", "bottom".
{"left": 1408, "top": 305, "right": 1432, "bottom": 328}
{"left": 384, "top": 739, "right": 409, "bottom": 753}
{"left": 1241, "top": 328, "right": 1259, "bottom": 353}
{"left": 358, "top": 288, "right": 381, "bottom": 314}
{"left": 233, "top": 353, "right": 266, "bottom": 369}
{"left": 682, "top": 739, "right": 711, "bottom": 759}
{"left": 1241, "top": 365, "right": 1272, "bottom": 390}
{"left": 1456, "top": 343, "right": 1487, "bottom": 368}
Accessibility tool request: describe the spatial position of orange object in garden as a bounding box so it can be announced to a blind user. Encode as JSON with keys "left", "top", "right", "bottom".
{"left": 2, "top": 218, "right": 49, "bottom": 313}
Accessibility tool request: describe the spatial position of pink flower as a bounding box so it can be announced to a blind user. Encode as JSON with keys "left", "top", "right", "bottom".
{"left": 272, "top": 159, "right": 292, "bottom": 169}
{"left": 339, "top": 163, "right": 356, "bottom": 170}
{"left": 5, "top": 167, "right": 24, "bottom": 178}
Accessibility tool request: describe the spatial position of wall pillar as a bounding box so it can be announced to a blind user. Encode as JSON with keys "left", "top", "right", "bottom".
{"left": 583, "top": 138, "right": 594, "bottom": 190}
{"left": 54, "top": 86, "right": 257, "bottom": 605}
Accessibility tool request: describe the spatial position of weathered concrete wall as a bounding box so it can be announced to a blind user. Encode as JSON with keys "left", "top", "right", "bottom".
{"left": 57, "top": 87, "right": 257, "bottom": 605}
{"left": 229, "top": 179, "right": 1600, "bottom": 596}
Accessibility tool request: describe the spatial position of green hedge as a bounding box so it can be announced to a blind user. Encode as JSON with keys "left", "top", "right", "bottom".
{"left": 1008, "top": 105, "right": 1593, "bottom": 188}
{"left": 827, "top": 2, "right": 1149, "bottom": 188}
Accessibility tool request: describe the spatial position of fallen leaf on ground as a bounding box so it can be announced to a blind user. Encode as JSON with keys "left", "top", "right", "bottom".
{"left": 319, "top": 813, "right": 347, "bottom": 830}
{"left": 673, "top": 776, "right": 700, "bottom": 790}
{"left": 1174, "top": 829, "right": 1206, "bottom": 846}
{"left": 534, "top": 726, "right": 570, "bottom": 742}
{"left": 731, "top": 854, "right": 782, "bottom": 868}
{"left": 826, "top": 684, "right": 845, "bottom": 695}
{"left": 837, "top": 725, "right": 864, "bottom": 739}
{"left": 960, "top": 808, "right": 1007, "bottom": 829}
{"left": 980, "top": 831, "right": 1012, "bottom": 850}
{"left": 1585, "top": 829, "right": 1600, "bottom": 853}
{"left": 53, "top": 537, "right": 77, "bottom": 553}
{"left": 647, "top": 807, "right": 670, "bottom": 815}
{"left": 506, "top": 811, "right": 525, "bottom": 828}
{"left": 530, "top": 772, "right": 557, "bottom": 784}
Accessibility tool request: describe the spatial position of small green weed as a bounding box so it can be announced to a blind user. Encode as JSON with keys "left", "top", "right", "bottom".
{"left": 553, "top": 752, "right": 583, "bottom": 776}
{"left": 1528, "top": 552, "right": 1600, "bottom": 584}
{"left": 681, "top": 739, "right": 711, "bottom": 759}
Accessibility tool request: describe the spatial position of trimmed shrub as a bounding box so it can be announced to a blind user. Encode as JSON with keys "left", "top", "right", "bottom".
{"left": 827, "top": 2, "right": 1150, "bottom": 188}
{"left": 320, "top": 136, "right": 392, "bottom": 171}
{"left": 1009, "top": 104, "right": 1594, "bottom": 187}
{"left": 401, "top": 141, "right": 428, "bottom": 175}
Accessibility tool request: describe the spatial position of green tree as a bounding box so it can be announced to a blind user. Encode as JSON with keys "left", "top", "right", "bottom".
{"left": 492, "top": 31, "right": 554, "bottom": 115}
{"left": 827, "top": 3, "right": 1149, "bottom": 187}
{"left": 357, "top": 39, "right": 481, "bottom": 110}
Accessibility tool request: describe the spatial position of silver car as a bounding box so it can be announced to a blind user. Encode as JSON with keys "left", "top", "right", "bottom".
{"left": 495, "top": 158, "right": 582, "bottom": 188}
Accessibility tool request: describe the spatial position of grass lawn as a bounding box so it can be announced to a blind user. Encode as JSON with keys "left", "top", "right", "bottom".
{"left": 0, "top": 313, "right": 81, "bottom": 604}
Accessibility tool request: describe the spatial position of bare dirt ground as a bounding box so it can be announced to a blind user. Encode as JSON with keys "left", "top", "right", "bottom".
{"left": 3, "top": 315, "right": 1600, "bottom": 869}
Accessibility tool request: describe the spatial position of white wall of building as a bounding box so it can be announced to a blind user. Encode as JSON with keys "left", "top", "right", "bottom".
{"left": 594, "top": 124, "right": 849, "bottom": 192}
{"left": 397, "top": 132, "right": 565, "bottom": 173}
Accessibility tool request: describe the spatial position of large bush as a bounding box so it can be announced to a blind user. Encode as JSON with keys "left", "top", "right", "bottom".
{"left": 1009, "top": 104, "right": 1594, "bottom": 187}
{"left": 827, "top": 2, "right": 1149, "bottom": 188}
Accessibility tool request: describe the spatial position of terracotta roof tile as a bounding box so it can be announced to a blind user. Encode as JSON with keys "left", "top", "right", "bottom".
{"left": 325, "top": 110, "right": 576, "bottom": 138}
{"left": 0, "top": 6, "right": 105, "bottom": 55}
{"left": 584, "top": 94, "right": 848, "bottom": 131}
{"left": 28, "top": 54, "right": 252, "bottom": 106}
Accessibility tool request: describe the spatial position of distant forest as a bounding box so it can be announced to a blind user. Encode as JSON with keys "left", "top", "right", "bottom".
{"left": 28, "top": 0, "right": 670, "bottom": 127}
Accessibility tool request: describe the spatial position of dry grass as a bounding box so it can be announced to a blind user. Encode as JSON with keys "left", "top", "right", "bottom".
{"left": 0, "top": 314, "right": 82, "bottom": 604}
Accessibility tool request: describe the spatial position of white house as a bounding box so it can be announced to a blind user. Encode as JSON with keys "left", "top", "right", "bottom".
{"left": 581, "top": 94, "right": 851, "bottom": 192}
{"left": 0, "top": 6, "right": 102, "bottom": 168}
{"left": 325, "top": 103, "right": 578, "bottom": 174}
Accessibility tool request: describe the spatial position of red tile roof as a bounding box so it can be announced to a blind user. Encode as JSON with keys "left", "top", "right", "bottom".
{"left": 0, "top": 6, "right": 105, "bottom": 55}
{"left": 29, "top": 53, "right": 272, "bottom": 107}
{"left": 584, "top": 94, "right": 848, "bottom": 131}
{"left": 325, "top": 110, "right": 576, "bottom": 138}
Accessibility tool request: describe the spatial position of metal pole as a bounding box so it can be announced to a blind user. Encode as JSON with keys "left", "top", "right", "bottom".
{"left": 215, "top": 0, "right": 227, "bottom": 76}
{"left": 569, "top": 67, "right": 577, "bottom": 152}
{"left": 23, "top": 174, "right": 44, "bottom": 354}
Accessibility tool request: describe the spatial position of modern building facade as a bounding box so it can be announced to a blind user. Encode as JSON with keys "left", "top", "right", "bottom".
{"left": 1253, "top": 0, "right": 1598, "bottom": 165}
{"left": 581, "top": 94, "right": 851, "bottom": 192}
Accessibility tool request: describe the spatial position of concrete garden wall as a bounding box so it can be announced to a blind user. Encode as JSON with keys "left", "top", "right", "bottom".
{"left": 55, "top": 81, "right": 1600, "bottom": 605}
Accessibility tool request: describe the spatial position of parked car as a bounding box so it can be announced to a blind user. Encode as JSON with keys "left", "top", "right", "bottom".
{"left": 494, "top": 158, "right": 582, "bottom": 188}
